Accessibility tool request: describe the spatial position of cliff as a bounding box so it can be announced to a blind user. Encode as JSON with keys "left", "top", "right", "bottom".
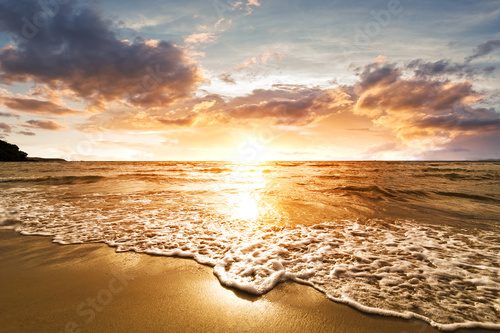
{"left": 0, "top": 140, "right": 28, "bottom": 161}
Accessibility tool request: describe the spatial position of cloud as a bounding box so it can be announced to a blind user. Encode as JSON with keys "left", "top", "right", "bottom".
{"left": 0, "top": 96, "right": 79, "bottom": 115}
{"left": 158, "top": 114, "right": 197, "bottom": 126}
{"left": 81, "top": 95, "right": 220, "bottom": 131}
{"left": 83, "top": 58, "right": 499, "bottom": 147}
{"left": 235, "top": 51, "right": 284, "bottom": 71}
{"left": 0, "top": 122, "right": 12, "bottom": 133}
{"left": 355, "top": 62, "right": 400, "bottom": 90}
{"left": 219, "top": 73, "right": 236, "bottom": 84}
{"left": 25, "top": 119, "right": 64, "bottom": 130}
{"left": 0, "top": 0, "right": 200, "bottom": 109}
{"left": 184, "top": 32, "right": 217, "bottom": 45}
{"left": 230, "top": 0, "right": 262, "bottom": 14}
{"left": 18, "top": 130, "right": 35, "bottom": 136}
{"left": 413, "top": 107, "right": 500, "bottom": 132}
{"left": 347, "top": 128, "right": 372, "bottom": 132}
{"left": 70, "top": 31, "right": 498, "bottom": 159}
{"left": 82, "top": 85, "right": 354, "bottom": 130}
{"left": 247, "top": 0, "right": 261, "bottom": 7}
{"left": 245, "top": 0, "right": 261, "bottom": 14}
{"left": 0, "top": 112, "right": 19, "bottom": 118}
{"left": 466, "top": 39, "right": 500, "bottom": 63}
{"left": 219, "top": 50, "right": 285, "bottom": 83}
{"left": 225, "top": 85, "right": 353, "bottom": 125}
{"left": 353, "top": 62, "right": 500, "bottom": 148}
{"left": 407, "top": 59, "right": 495, "bottom": 78}
{"left": 183, "top": 17, "right": 231, "bottom": 50}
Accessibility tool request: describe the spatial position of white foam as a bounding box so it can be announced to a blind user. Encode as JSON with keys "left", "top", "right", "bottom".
{"left": 1, "top": 189, "right": 499, "bottom": 331}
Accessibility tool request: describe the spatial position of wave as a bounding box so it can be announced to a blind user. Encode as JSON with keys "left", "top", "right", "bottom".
{"left": 306, "top": 162, "right": 337, "bottom": 167}
{"left": 327, "top": 185, "right": 398, "bottom": 198}
{"left": 0, "top": 175, "right": 106, "bottom": 185}
{"left": 434, "top": 191, "right": 500, "bottom": 204}
{"left": 323, "top": 185, "right": 500, "bottom": 205}
{"left": 115, "top": 173, "right": 214, "bottom": 183}
{"left": 199, "top": 167, "right": 231, "bottom": 173}
{"left": 0, "top": 173, "right": 218, "bottom": 185}
{"left": 416, "top": 172, "right": 500, "bottom": 181}
{"left": 316, "top": 175, "right": 341, "bottom": 180}
{"left": 421, "top": 167, "right": 476, "bottom": 173}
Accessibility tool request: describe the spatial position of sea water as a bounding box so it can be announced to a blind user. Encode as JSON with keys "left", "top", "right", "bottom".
{"left": 0, "top": 161, "right": 498, "bottom": 330}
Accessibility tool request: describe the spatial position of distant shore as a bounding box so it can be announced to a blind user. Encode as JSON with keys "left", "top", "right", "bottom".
{"left": 1, "top": 230, "right": 496, "bottom": 333}
{"left": 26, "top": 157, "right": 67, "bottom": 162}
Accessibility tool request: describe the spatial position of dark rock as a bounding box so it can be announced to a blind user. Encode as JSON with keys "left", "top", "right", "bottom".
{"left": 0, "top": 140, "right": 28, "bottom": 161}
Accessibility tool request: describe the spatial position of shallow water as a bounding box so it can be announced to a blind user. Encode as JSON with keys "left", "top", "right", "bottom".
{"left": 0, "top": 161, "right": 499, "bottom": 330}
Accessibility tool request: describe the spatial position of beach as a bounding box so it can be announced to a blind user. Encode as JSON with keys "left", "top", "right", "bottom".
{"left": 1, "top": 230, "right": 497, "bottom": 333}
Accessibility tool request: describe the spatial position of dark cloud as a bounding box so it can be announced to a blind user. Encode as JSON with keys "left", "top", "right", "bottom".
{"left": 0, "top": 122, "right": 12, "bottom": 133}
{"left": 0, "top": 96, "right": 79, "bottom": 115}
{"left": 25, "top": 119, "right": 63, "bottom": 130}
{"left": 219, "top": 73, "right": 236, "bottom": 84}
{"left": 354, "top": 62, "right": 500, "bottom": 144}
{"left": 466, "top": 39, "right": 500, "bottom": 63}
{"left": 355, "top": 63, "right": 400, "bottom": 90}
{"left": 414, "top": 107, "right": 500, "bottom": 132}
{"left": 0, "top": 0, "right": 200, "bottom": 109}
{"left": 225, "top": 85, "right": 354, "bottom": 125}
{"left": 357, "top": 79, "right": 475, "bottom": 113}
{"left": 407, "top": 59, "right": 495, "bottom": 78}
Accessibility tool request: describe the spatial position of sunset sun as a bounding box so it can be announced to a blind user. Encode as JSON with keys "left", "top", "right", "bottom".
{"left": 233, "top": 138, "right": 271, "bottom": 164}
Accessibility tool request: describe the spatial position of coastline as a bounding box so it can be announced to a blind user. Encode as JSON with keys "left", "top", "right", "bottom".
{"left": 0, "top": 230, "right": 495, "bottom": 333}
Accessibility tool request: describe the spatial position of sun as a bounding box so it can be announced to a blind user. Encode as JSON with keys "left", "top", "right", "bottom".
{"left": 232, "top": 138, "right": 270, "bottom": 163}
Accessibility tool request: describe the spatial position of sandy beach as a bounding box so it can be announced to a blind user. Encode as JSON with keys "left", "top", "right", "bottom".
{"left": 0, "top": 230, "right": 495, "bottom": 333}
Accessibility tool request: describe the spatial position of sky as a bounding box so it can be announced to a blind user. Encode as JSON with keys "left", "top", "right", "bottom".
{"left": 0, "top": 0, "right": 499, "bottom": 161}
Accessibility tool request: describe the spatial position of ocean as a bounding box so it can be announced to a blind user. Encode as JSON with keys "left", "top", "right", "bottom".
{"left": 0, "top": 161, "right": 498, "bottom": 330}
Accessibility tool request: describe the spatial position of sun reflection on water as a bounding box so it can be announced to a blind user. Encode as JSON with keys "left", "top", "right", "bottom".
{"left": 221, "top": 163, "right": 276, "bottom": 223}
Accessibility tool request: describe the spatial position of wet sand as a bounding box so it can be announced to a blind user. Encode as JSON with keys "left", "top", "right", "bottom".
{"left": 0, "top": 230, "right": 493, "bottom": 333}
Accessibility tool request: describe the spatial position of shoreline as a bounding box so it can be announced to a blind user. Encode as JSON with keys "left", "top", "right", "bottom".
{"left": 0, "top": 230, "right": 496, "bottom": 333}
